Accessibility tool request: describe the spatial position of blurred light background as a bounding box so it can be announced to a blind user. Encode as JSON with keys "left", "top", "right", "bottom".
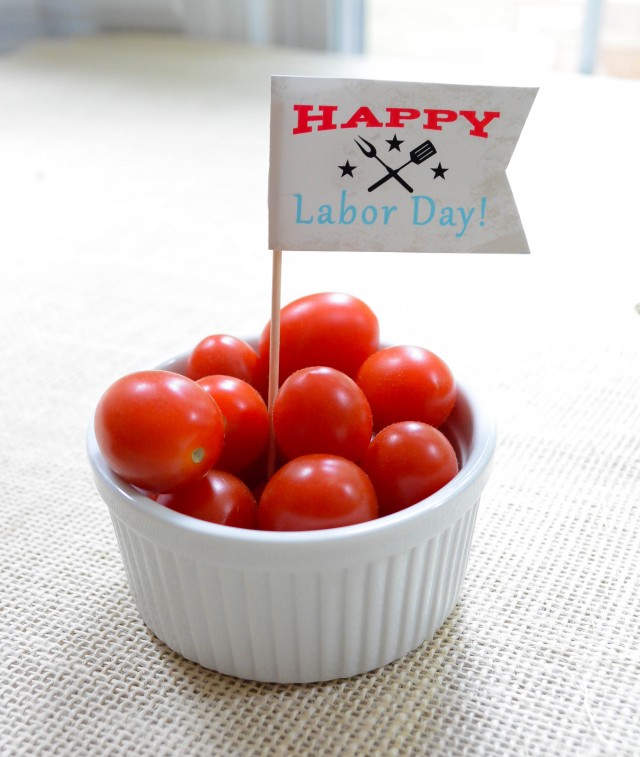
{"left": 0, "top": 0, "right": 638, "bottom": 76}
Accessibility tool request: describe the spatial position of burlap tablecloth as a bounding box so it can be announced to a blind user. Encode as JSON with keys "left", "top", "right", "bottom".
{"left": 1, "top": 36, "right": 638, "bottom": 756}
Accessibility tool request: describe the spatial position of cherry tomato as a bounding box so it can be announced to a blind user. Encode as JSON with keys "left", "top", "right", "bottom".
{"left": 258, "top": 292, "right": 379, "bottom": 383}
{"left": 196, "top": 375, "right": 269, "bottom": 474}
{"left": 361, "top": 421, "right": 458, "bottom": 517}
{"left": 94, "top": 370, "right": 225, "bottom": 493}
{"left": 157, "top": 470, "right": 258, "bottom": 528}
{"left": 273, "top": 366, "right": 372, "bottom": 463}
{"left": 357, "top": 345, "right": 456, "bottom": 431}
{"left": 250, "top": 352, "right": 270, "bottom": 402}
{"left": 258, "top": 454, "right": 378, "bottom": 531}
{"left": 187, "top": 334, "right": 259, "bottom": 383}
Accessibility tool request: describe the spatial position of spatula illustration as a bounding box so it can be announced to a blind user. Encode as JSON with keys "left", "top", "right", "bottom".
{"left": 367, "top": 140, "right": 437, "bottom": 192}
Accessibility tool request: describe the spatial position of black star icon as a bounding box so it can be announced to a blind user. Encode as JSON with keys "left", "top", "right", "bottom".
{"left": 339, "top": 160, "right": 356, "bottom": 177}
{"left": 386, "top": 134, "right": 404, "bottom": 151}
{"left": 431, "top": 162, "right": 448, "bottom": 179}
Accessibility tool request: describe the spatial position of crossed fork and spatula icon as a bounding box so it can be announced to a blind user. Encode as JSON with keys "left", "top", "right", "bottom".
{"left": 354, "top": 136, "right": 437, "bottom": 193}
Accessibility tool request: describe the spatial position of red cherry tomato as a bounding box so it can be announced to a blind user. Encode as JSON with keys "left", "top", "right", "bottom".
{"left": 187, "top": 334, "right": 259, "bottom": 383}
{"left": 251, "top": 353, "right": 270, "bottom": 402}
{"left": 94, "top": 370, "right": 225, "bottom": 493}
{"left": 357, "top": 345, "right": 456, "bottom": 431}
{"left": 258, "top": 292, "right": 379, "bottom": 383}
{"left": 273, "top": 366, "right": 372, "bottom": 463}
{"left": 258, "top": 454, "right": 378, "bottom": 531}
{"left": 361, "top": 421, "right": 458, "bottom": 517}
{"left": 157, "top": 470, "right": 258, "bottom": 528}
{"left": 196, "top": 375, "right": 269, "bottom": 474}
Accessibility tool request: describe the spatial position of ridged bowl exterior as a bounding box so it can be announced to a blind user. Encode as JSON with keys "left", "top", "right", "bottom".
{"left": 87, "top": 349, "right": 495, "bottom": 683}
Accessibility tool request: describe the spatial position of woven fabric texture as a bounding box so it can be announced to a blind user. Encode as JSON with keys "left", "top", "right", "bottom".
{"left": 1, "top": 36, "right": 639, "bottom": 756}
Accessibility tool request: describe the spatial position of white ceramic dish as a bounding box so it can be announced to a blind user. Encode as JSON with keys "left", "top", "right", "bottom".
{"left": 87, "top": 345, "right": 496, "bottom": 683}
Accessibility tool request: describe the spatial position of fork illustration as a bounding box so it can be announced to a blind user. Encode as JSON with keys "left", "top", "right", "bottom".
{"left": 354, "top": 136, "right": 414, "bottom": 193}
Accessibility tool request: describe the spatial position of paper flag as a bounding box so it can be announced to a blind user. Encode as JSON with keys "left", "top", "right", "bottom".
{"left": 269, "top": 76, "right": 537, "bottom": 253}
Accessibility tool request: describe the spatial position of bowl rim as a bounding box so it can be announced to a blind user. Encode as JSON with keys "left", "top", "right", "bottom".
{"left": 87, "top": 348, "right": 496, "bottom": 550}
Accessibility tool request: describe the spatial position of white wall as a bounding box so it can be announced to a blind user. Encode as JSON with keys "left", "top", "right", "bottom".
{"left": 0, "top": 0, "right": 364, "bottom": 54}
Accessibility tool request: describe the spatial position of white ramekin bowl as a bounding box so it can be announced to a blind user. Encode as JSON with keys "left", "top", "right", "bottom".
{"left": 87, "top": 345, "right": 496, "bottom": 684}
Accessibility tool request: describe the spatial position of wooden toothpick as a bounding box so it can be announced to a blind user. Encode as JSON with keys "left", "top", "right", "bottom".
{"left": 266, "top": 249, "right": 282, "bottom": 479}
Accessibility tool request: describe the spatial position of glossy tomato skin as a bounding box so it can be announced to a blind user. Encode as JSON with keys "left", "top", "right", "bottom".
{"left": 361, "top": 421, "right": 458, "bottom": 517}
{"left": 273, "top": 367, "right": 373, "bottom": 463}
{"left": 187, "top": 334, "right": 259, "bottom": 383}
{"left": 357, "top": 345, "right": 456, "bottom": 432}
{"left": 94, "top": 370, "right": 225, "bottom": 493}
{"left": 258, "top": 454, "right": 378, "bottom": 531}
{"left": 157, "top": 470, "right": 258, "bottom": 528}
{"left": 196, "top": 375, "right": 269, "bottom": 474}
{"left": 258, "top": 292, "right": 379, "bottom": 383}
